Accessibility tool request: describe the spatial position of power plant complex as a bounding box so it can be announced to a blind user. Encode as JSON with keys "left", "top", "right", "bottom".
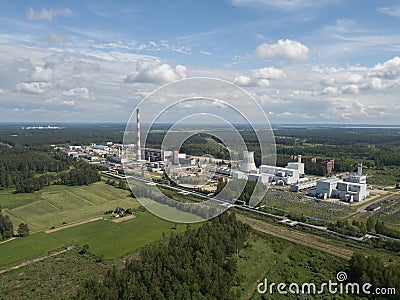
{"left": 66, "top": 108, "right": 370, "bottom": 205}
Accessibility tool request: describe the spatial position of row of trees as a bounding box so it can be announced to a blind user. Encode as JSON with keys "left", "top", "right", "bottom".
{"left": 367, "top": 217, "right": 400, "bottom": 239}
{"left": 75, "top": 213, "right": 251, "bottom": 299}
{"left": 328, "top": 219, "right": 367, "bottom": 238}
{"left": 59, "top": 164, "right": 100, "bottom": 186}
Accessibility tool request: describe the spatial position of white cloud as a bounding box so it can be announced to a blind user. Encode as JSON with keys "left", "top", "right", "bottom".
{"left": 322, "top": 86, "right": 339, "bottom": 95}
{"left": 322, "top": 72, "right": 362, "bottom": 85}
{"left": 377, "top": 6, "right": 400, "bottom": 18}
{"left": 342, "top": 84, "right": 359, "bottom": 94}
{"left": 27, "top": 7, "right": 73, "bottom": 21}
{"left": 1, "top": 44, "right": 400, "bottom": 124}
{"left": 367, "top": 77, "right": 383, "bottom": 90}
{"left": 255, "top": 39, "right": 309, "bottom": 60}
{"left": 63, "top": 87, "right": 90, "bottom": 99}
{"left": 62, "top": 100, "right": 75, "bottom": 106}
{"left": 252, "top": 67, "right": 287, "bottom": 79}
{"left": 257, "top": 79, "right": 271, "bottom": 87}
{"left": 200, "top": 50, "right": 213, "bottom": 56}
{"left": 31, "top": 66, "right": 53, "bottom": 82}
{"left": 234, "top": 75, "right": 252, "bottom": 86}
{"left": 125, "top": 61, "right": 187, "bottom": 84}
{"left": 234, "top": 66, "right": 286, "bottom": 87}
{"left": 234, "top": 75, "right": 270, "bottom": 87}
{"left": 16, "top": 82, "right": 49, "bottom": 94}
{"left": 370, "top": 56, "right": 400, "bottom": 79}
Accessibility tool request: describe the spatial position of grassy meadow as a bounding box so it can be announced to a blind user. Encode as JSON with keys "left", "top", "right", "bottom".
{"left": 0, "top": 182, "right": 137, "bottom": 232}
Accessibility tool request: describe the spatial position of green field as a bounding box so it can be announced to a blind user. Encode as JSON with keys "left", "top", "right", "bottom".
{"left": 0, "top": 210, "right": 187, "bottom": 269}
{"left": 0, "top": 182, "right": 137, "bottom": 232}
{"left": 0, "top": 249, "right": 112, "bottom": 300}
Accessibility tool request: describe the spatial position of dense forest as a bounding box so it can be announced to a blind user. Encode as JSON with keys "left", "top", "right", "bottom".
{"left": 0, "top": 146, "right": 100, "bottom": 193}
{"left": 75, "top": 213, "right": 251, "bottom": 300}
{"left": 347, "top": 253, "right": 400, "bottom": 299}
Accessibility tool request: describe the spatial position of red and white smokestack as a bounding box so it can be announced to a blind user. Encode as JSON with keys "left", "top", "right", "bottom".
{"left": 136, "top": 108, "right": 141, "bottom": 160}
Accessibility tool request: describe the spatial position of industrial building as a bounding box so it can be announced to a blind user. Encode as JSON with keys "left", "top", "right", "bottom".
{"left": 237, "top": 152, "right": 305, "bottom": 185}
{"left": 290, "top": 178, "right": 317, "bottom": 192}
{"left": 311, "top": 163, "right": 368, "bottom": 202}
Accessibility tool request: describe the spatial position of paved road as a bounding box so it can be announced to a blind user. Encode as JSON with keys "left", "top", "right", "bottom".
{"left": 356, "top": 190, "right": 400, "bottom": 213}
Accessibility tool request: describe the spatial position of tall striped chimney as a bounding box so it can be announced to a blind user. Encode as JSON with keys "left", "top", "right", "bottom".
{"left": 136, "top": 108, "right": 141, "bottom": 160}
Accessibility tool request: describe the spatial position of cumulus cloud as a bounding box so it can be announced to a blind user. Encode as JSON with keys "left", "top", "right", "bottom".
{"left": 16, "top": 82, "right": 49, "bottom": 94}
{"left": 31, "top": 66, "right": 53, "bottom": 82}
{"left": 322, "top": 72, "right": 362, "bottom": 85}
{"left": 322, "top": 86, "right": 340, "bottom": 95}
{"left": 234, "top": 66, "right": 286, "bottom": 87}
{"left": 234, "top": 75, "right": 253, "bottom": 86}
{"left": 367, "top": 77, "right": 383, "bottom": 90}
{"left": 27, "top": 7, "right": 72, "bottom": 21}
{"left": 234, "top": 75, "right": 270, "bottom": 87}
{"left": 255, "top": 39, "right": 309, "bottom": 60}
{"left": 63, "top": 87, "right": 90, "bottom": 99}
{"left": 369, "top": 56, "right": 400, "bottom": 79}
{"left": 125, "top": 61, "right": 187, "bottom": 84}
{"left": 252, "top": 67, "right": 287, "bottom": 79}
{"left": 342, "top": 84, "right": 359, "bottom": 94}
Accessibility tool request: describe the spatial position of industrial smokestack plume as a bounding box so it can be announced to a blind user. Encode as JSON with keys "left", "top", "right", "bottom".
{"left": 136, "top": 108, "right": 141, "bottom": 160}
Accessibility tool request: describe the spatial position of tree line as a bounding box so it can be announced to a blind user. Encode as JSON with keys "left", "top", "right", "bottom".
{"left": 74, "top": 213, "right": 250, "bottom": 299}
{"left": 0, "top": 146, "right": 100, "bottom": 193}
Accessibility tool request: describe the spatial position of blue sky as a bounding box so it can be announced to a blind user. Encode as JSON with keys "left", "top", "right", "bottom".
{"left": 0, "top": 0, "right": 400, "bottom": 123}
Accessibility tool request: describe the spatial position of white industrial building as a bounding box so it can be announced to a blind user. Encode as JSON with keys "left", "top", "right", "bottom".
{"left": 312, "top": 163, "right": 368, "bottom": 202}
{"left": 258, "top": 165, "right": 299, "bottom": 185}
{"left": 290, "top": 178, "right": 317, "bottom": 192}
{"left": 238, "top": 151, "right": 305, "bottom": 185}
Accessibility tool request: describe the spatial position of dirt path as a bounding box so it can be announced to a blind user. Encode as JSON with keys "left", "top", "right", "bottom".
{"left": 44, "top": 216, "right": 104, "bottom": 233}
{"left": 111, "top": 215, "right": 136, "bottom": 223}
{"left": 237, "top": 215, "right": 353, "bottom": 260}
{"left": 0, "top": 237, "right": 16, "bottom": 245}
{"left": 0, "top": 246, "right": 74, "bottom": 275}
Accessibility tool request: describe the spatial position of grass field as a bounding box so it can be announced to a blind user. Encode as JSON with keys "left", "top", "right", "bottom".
{"left": 0, "top": 248, "right": 113, "bottom": 300}
{"left": 0, "top": 210, "right": 188, "bottom": 269}
{"left": 0, "top": 182, "right": 137, "bottom": 232}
